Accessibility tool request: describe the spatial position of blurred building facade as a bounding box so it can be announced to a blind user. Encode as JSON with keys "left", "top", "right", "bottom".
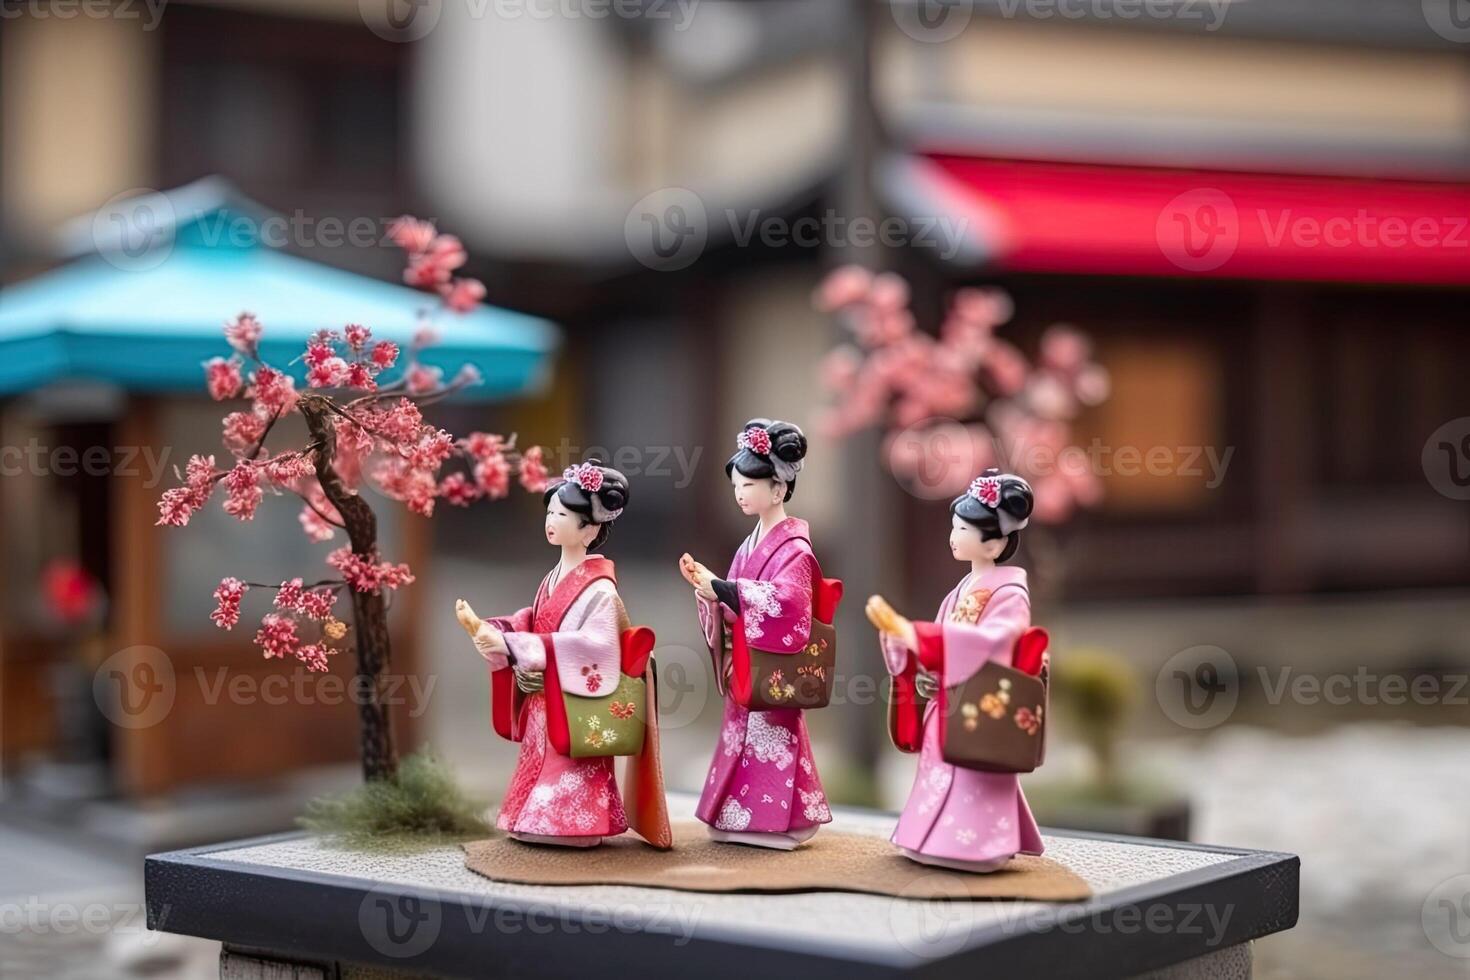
{"left": 3, "top": 0, "right": 1469, "bottom": 800}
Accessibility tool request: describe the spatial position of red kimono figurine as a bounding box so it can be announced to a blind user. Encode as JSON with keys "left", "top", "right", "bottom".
{"left": 680, "top": 419, "right": 834, "bottom": 850}
{"left": 458, "top": 460, "right": 671, "bottom": 849}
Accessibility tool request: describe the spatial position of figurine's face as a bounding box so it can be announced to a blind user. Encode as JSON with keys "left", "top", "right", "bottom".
{"left": 545, "top": 496, "right": 596, "bottom": 548}
{"left": 731, "top": 472, "right": 783, "bottom": 516}
{"left": 950, "top": 514, "right": 1006, "bottom": 563}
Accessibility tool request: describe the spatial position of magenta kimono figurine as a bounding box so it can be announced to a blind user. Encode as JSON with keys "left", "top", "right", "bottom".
{"left": 457, "top": 461, "right": 671, "bottom": 850}
{"left": 679, "top": 419, "right": 834, "bottom": 850}
{"left": 868, "top": 470, "right": 1046, "bottom": 872}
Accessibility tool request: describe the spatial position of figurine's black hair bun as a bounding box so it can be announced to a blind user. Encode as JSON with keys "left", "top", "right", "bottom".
{"left": 724, "top": 418, "right": 807, "bottom": 502}
{"left": 542, "top": 458, "right": 630, "bottom": 550}
{"left": 949, "top": 469, "right": 1033, "bottom": 564}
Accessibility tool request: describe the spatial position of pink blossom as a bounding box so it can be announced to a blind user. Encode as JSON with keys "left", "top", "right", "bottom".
{"left": 438, "top": 471, "right": 482, "bottom": 506}
{"left": 211, "top": 578, "right": 248, "bottom": 630}
{"left": 299, "top": 589, "right": 337, "bottom": 620}
{"left": 951, "top": 288, "right": 1013, "bottom": 327}
{"left": 344, "top": 362, "right": 376, "bottom": 391}
{"left": 331, "top": 416, "right": 375, "bottom": 488}
{"left": 222, "top": 462, "right": 263, "bottom": 520}
{"left": 303, "top": 338, "right": 336, "bottom": 368}
{"left": 249, "top": 366, "right": 298, "bottom": 416}
{"left": 819, "top": 346, "right": 862, "bottom": 391}
{"left": 1040, "top": 326, "right": 1090, "bottom": 372}
{"left": 405, "top": 254, "right": 451, "bottom": 289}
{"left": 307, "top": 356, "right": 348, "bottom": 389}
{"left": 374, "top": 456, "right": 440, "bottom": 516}
{"left": 426, "top": 235, "right": 467, "bottom": 272}
{"left": 387, "top": 216, "right": 437, "bottom": 254}
{"left": 205, "top": 357, "right": 244, "bottom": 401}
{"left": 344, "top": 323, "right": 372, "bottom": 350}
{"left": 254, "top": 613, "right": 300, "bottom": 660}
{"left": 454, "top": 363, "right": 482, "bottom": 387}
{"left": 813, "top": 265, "right": 873, "bottom": 312}
{"left": 327, "top": 547, "right": 415, "bottom": 593}
{"left": 262, "top": 452, "right": 315, "bottom": 485}
{"left": 224, "top": 312, "right": 263, "bottom": 355}
{"left": 518, "top": 445, "right": 551, "bottom": 493}
{"left": 474, "top": 456, "right": 512, "bottom": 499}
{"left": 222, "top": 411, "right": 268, "bottom": 452}
{"left": 296, "top": 643, "right": 334, "bottom": 673}
{"left": 404, "top": 364, "right": 443, "bottom": 395}
{"left": 1075, "top": 365, "right": 1111, "bottom": 406}
{"left": 183, "top": 453, "right": 215, "bottom": 489}
{"left": 406, "top": 429, "right": 455, "bottom": 471}
{"left": 371, "top": 399, "right": 424, "bottom": 443}
{"left": 868, "top": 272, "right": 910, "bottom": 313}
{"left": 459, "top": 432, "right": 505, "bottom": 462}
{"left": 156, "top": 486, "right": 201, "bottom": 526}
{"left": 156, "top": 454, "right": 220, "bottom": 527}
{"left": 377, "top": 561, "right": 415, "bottom": 590}
{"left": 370, "top": 341, "right": 399, "bottom": 369}
{"left": 275, "top": 577, "right": 306, "bottom": 612}
{"left": 441, "top": 277, "right": 485, "bottom": 313}
{"left": 299, "top": 504, "right": 337, "bottom": 543}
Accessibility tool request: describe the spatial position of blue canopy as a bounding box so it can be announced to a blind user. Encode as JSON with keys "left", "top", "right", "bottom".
{"left": 0, "top": 182, "right": 559, "bottom": 399}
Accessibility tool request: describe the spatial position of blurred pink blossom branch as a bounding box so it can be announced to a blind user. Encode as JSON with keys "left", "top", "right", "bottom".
{"left": 813, "top": 265, "right": 1110, "bottom": 524}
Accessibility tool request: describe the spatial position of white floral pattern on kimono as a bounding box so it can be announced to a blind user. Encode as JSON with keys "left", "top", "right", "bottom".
{"left": 738, "top": 580, "right": 781, "bottom": 640}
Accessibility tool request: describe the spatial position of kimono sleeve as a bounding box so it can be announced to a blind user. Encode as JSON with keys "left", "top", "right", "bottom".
{"left": 472, "top": 606, "right": 532, "bottom": 669}
{"left": 731, "top": 545, "right": 815, "bottom": 654}
{"left": 914, "top": 585, "right": 1030, "bottom": 687}
{"left": 503, "top": 583, "right": 623, "bottom": 695}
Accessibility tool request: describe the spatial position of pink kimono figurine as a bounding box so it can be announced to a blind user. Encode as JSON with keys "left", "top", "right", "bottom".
{"left": 868, "top": 469, "right": 1045, "bottom": 872}
{"left": 679, "top": 418, "right": 833, "bottom": 850}
{"left": 457, "top": 460, "right": 670, "bottom": 849}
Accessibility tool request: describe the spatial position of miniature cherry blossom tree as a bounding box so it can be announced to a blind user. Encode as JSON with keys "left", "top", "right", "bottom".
{"left": 813, "top": 265, "right": 1110, "bottom": 525}
{"left": 157, "top": 219, "right": 551, "bottom": 783}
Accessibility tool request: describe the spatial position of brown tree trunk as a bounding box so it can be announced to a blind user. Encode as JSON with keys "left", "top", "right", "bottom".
{"left": 300, "top": 397, "right": 398, "bottom": 783}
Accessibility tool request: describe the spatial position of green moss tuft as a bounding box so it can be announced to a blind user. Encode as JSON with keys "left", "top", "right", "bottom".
{"left": 299, "top": 748, "right": 493, "bottom": 851}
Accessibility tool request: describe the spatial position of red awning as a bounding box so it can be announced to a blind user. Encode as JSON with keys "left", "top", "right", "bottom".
{"left": 910, "top": 154, "right": 1470, "bottom": 284}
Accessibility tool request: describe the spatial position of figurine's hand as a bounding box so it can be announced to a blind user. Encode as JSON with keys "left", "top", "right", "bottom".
{"left": 680, "top": 553, "right": 717, "bottom": 601}
{"left": 471, "top": 623, "right": 510, "bottom": 668}
{"left": 866, "top": 595, "right": 917, "bottom": 652}
{"left": 455, "top": 598, "right": 482, "bottom": 637}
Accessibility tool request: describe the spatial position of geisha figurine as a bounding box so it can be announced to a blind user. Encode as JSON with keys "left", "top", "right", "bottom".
{"left": 456, "top": 460, "right": 671, "bottom": 849}
{"left": 678, "top": 419, "right": 835, "bottom": 850}
{"left": 867, "top": 470, "right": 1046, "bottom": 872}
